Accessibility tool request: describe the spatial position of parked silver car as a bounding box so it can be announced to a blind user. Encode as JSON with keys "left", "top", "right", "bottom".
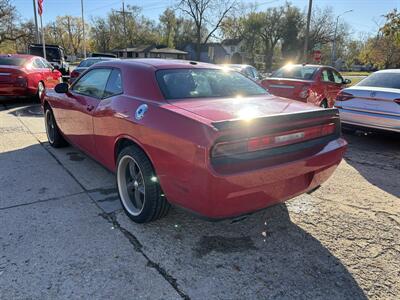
{"left": 335, "top": 69, "right": 400, "bottom": 133}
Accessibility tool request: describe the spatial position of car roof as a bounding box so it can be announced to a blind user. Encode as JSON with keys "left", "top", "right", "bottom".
{"left": 0, "top": 54, "right": 36, "bottom": 59}
{"left": 225, "top": 64, "right": 253, "bottom": 68}
{"left": 374, "top": 69, "right": 400, "bottom": 74}
{"left": 83, "top": 57, "right": 118, "bottom": 61}
{"left": 96, "top": 58, "right": 219, "bottom": 70}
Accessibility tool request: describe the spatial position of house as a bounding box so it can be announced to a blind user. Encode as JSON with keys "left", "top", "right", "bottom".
{"left": 113, "top": 45, "right": 187, "bottom": 60}
{"left": 183, "top": 43, "right": 228, "bottom": 63}
{"left": 221, "top": 39, "right": 246, "bottom": 64}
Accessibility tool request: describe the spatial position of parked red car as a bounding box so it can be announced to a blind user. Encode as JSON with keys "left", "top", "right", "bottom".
{"left": 42, "top": 59, "right": 347, "bottom": 223}
{"left": 261, "top": 64, "right": 350, "bottom": 108}
{"left": 0, "top": 54, "right": 62, "bottom": 100}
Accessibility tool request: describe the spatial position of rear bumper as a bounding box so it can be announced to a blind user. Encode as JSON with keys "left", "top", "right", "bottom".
{"left": 174, "top": 138, "right": 347, "bottom": 219}
{"left": 338, "top": 108, "right": 400, "bottom": 133}
{"left": 0, "top": 85, "right": 33, "bottom": 97}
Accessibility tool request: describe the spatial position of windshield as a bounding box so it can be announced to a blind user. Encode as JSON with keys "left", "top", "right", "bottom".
{"left": 30, "top": 47, "right": 61, "bottom": 61}
{"left": 0, "top": 57, "right": 27, "bottom": 66}
{"left": 78, "top": 59, "right": 109, "bottom": 68}
{"left": 357, "top": 72, "right": 400, "bottom": 89}
{"left": 156, "top": 69, "right": 267, "bottom": 100}
{"left": 272, "top": 65, "right": 318, "bottom": 80}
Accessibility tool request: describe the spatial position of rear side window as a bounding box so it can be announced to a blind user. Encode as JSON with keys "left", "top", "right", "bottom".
{"left": 72, "top": 68, "right": 112, "bottom": 99}
{"left": 0, "top": 57, "right": 27, "bottom": 66}
{"left": 321, "top": 69, "right": 335, "bottom": 83}
{"left": 33, "top": 59, "right": 46, "bottom": 68}
{"left": 104, "top": 69, "right": 123, "bottom": 98}
{"left": 357, "top": 73, "right": 400, "bottom": 89}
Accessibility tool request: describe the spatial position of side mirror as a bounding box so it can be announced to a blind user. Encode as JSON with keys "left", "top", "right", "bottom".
{"left": 55, "top": 82, "right": 69, "bottom": 93}
{"left": 343, "top": 78, "right": 351, "bottom": 85}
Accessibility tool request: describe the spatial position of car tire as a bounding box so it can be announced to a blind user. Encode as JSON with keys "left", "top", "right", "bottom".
{"left": 320, "top": 99, "right": 328, "bottom": 108}
{"left": 34, "top": 81, "right": 45, "bottom": 103}
{"left": 117, "top": 145, "right": 170, "bottom": 223}
{"left": 44, "top": 108, "right": 68, "bottom": 148}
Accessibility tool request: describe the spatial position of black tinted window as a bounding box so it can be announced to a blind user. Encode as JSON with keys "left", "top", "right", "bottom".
{"left": 72, "top": 68, "right": 111, "bottom": 99}
{"left": 357, "top": 73, "right": 400, "bottom": 89}
{"left": 156, "top": 69, "right": 267, "bottom": 100}
{"left": 104, "top": 69, "right": 123, "bottom": 98}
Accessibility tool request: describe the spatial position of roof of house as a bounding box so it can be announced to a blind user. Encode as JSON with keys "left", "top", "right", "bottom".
{"left": 150, "top": 48, "right": 187, "bottom": 55}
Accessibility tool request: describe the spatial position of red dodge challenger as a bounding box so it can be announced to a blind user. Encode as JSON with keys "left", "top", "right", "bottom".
{"left": 261, "top": 64, "right": 350, "bottom": 108}
{"left": 42, "top": 59, "right": 347, "bottom": 223}
{"left": 0, "top": 54, "right": 62, "bottom": 100}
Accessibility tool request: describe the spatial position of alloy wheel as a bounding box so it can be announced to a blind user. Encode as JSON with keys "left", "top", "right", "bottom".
{"left": 45, "top": 110, "right": 55, "bottom": 144}
{"left": 117, "top": 155, "right": 146, "bottom": 216}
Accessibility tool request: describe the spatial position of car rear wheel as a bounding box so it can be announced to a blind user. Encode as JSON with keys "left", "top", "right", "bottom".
{"left": 117, "top": 145, "right": 170, "bottom": 223}
{"left": 34, "top": 81, "right": 45, "bottom": 102}
{"left": 45, "top": 108, "right": 67, "bottom": 148}
{"left": 320, "top": 100, "right": 328, "bottom": 108}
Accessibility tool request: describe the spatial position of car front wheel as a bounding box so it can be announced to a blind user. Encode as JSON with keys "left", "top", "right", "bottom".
{"left": 117, "top": 145, "right": 170, "bottom": 223}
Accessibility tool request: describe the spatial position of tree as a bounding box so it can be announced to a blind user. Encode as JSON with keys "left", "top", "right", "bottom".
{"left": 0, "top": 0, "right": 34, "bottom": 52}
{"left": 240, "top": 12, "right": 264, "bottom": 65}
{"left": 281, "top": 4, "right": 303, "bottom": 60}
{"left": 159, "top": 8, "right": 177, "bottom": 48}
{"left": 178, "top": 0, "right": 235, "bottom": 60}
{"left": 259, "top": 7, "right": 285, "bottom": 71}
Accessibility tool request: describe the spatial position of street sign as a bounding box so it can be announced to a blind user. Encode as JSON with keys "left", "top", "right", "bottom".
{"left": 313, "top": 50, "right": 321, "bottom": 62}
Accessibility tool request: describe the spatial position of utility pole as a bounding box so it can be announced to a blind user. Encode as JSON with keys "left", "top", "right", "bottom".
{"left": 116, "top": 1, "right": 132, "bottom": 58}
{"left": 331, "top": 9, "right": 353, "bottom": 67}
{"left": 303, "top": 0, "right": 312, "bottom": 63}
{"left": 81, "top": 0, "right": 86, "bottom": 58}
{"left": 32, "top": 0, "right": 40, "bottom": 43}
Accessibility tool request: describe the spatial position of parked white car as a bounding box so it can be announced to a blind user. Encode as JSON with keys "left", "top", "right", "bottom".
{"left": 335, "top": 69, "right": 400, "bottom": 133}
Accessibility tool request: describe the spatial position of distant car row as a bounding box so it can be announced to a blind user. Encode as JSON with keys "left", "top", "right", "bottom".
{"left": 1, "top": 54, "right": 399, "bottom": 133}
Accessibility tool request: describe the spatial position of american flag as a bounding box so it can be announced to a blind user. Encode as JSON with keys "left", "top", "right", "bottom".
{"left": 37, "top": 0, "right": 44, "bottom": 16}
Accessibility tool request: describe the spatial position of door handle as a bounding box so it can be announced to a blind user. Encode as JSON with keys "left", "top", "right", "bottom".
{"left": 86, "top": 105, "right": 95, "bottom": 112}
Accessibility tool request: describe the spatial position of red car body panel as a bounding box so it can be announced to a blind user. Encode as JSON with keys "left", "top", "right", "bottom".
{"left": 43, "top": 59, "right": 347, "bottom": 219}
{"left": 0, "top": 54, "right": 61, "bottom": 98}
{"left": 261, "top": 66, "right": 347, "bottom": 108}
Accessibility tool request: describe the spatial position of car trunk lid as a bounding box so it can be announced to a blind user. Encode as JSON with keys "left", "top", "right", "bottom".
{"left": 261, "top": 78, "right": 313, "bottom": 101}
{"left": 0, "top": 66, "right": 25, "bottom": 84}
{"left": 336, "top": 86, "right": 400, "bottom": 117}
{"left": 169, "top": 95, "right": 340, "bottom": 165}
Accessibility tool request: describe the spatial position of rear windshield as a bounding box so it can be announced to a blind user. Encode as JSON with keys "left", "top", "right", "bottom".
{"left": 156, "top": 69, "right": 267, "bottom": 100}
{"left": 0, "top": 57, "right": 27, "bottom": 66}
{"left": 272, "top": 65, "right": 318, "bottom": 80}
{"left": 78, "top": 59, "right": 109, "bottom": 68}
{"left": 357, "top": 72, "right": 400, "bottom": 89}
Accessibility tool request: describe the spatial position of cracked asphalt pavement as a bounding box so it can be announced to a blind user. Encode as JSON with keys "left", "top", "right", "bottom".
{"left": 0, "top": 101, "right": 399, "bottom": 299}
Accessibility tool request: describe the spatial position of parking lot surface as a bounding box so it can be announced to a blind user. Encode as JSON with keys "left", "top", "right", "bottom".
{"left": 1, "top": 101, "right": 399, "bottom": 299}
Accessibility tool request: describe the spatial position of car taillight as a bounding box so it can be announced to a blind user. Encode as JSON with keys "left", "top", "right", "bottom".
{"left": 211, "top": 123, "right": 336, "bottom": 158}
{"left": 299, "top": 85, "right": 310, "bottom": 99}
{"left": 15, "top": 75, "right": 27, "bottom": 87}
{"left": 336, "top": 92, "right": 354, "bottom": 101}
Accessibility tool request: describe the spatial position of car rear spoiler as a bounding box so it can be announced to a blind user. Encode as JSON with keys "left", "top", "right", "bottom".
{"left": 211, "top": 108, "right": 340, "bottom": 131}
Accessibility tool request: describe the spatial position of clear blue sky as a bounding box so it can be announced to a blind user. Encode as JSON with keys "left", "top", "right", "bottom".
{"left": 12, "top": 0, "right": 400, "bottom": 37}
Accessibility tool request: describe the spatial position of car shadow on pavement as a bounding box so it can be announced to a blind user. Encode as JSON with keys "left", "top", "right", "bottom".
{"left": 118, "top": 203, "right": 368, "bottom": 299}
{"left": 343, "top": 131, "right": 400, "bottom": 197}
{"left": 7, "top": 103, "right": 43, "bottom": 118}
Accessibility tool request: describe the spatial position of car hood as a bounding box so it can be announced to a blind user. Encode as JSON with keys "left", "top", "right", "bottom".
{"left": 168, "top": 94, "right": 321, "bottom": 122}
